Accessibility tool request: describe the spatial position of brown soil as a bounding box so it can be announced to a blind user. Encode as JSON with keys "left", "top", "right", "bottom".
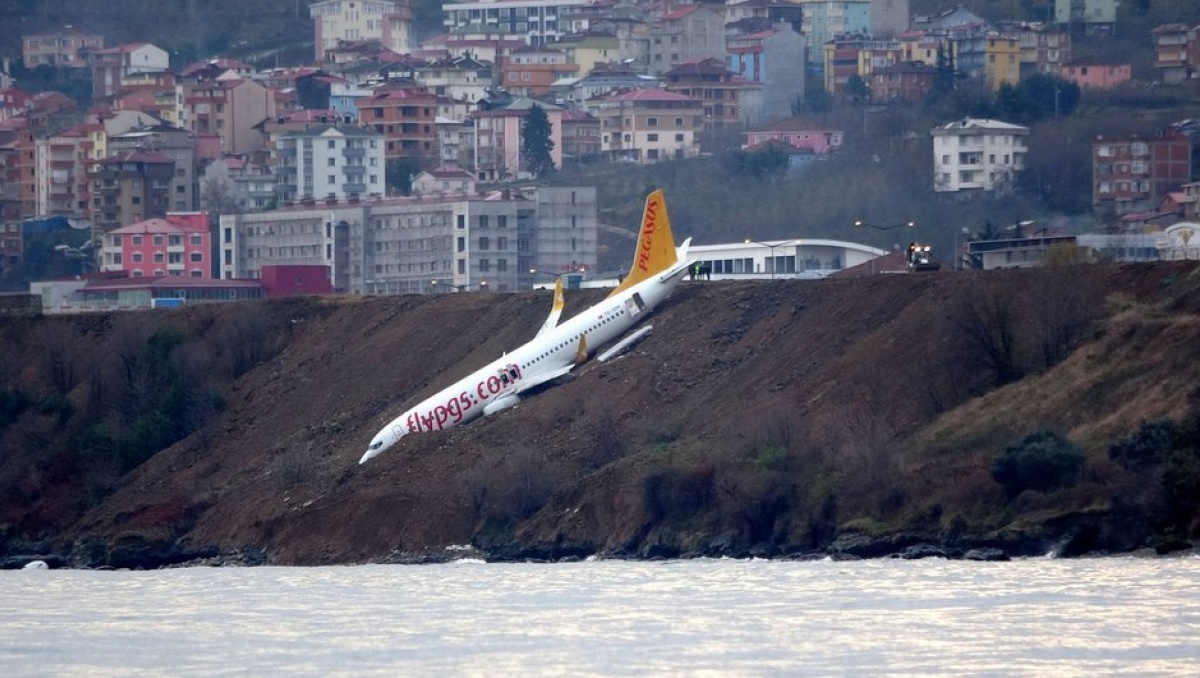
{"left": 5, "top": 261, "right": 1200, "bottom": 565}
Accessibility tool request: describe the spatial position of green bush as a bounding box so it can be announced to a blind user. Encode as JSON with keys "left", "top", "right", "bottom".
{"left": 991, "top": 430, "right": 1084, "bottom": 499}
{"left": 1109, "top": 420, "right": 1177, "bottom": 472}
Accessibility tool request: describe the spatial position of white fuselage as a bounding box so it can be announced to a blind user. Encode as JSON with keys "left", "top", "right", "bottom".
{"left": 361, "top": 262, "right": 689, "bottom": 462}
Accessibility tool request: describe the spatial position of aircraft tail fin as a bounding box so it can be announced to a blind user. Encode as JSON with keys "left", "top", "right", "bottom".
{"left": 607, "top": 189, "right": 678, "bottom": 298}
{"left": 535, "top": 277, "right": 565, "bottom": 337}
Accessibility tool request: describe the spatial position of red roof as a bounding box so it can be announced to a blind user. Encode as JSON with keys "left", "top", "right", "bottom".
{"left": 110, "top": 214, "right": 210, "bottom": 235}
{"left": 603, "top": 89, "right": 693, "bottom": 103}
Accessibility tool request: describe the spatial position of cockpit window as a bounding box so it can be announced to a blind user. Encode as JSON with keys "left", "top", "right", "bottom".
{"left": 369, "top": 440, "right": 383, "bottom": 450}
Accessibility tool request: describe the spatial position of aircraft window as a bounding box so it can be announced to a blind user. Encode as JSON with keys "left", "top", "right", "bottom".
{"left": 369, "top": 441, "right": 383, "bottom": 450}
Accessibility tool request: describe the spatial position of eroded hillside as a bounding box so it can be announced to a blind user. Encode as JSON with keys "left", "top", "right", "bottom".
{"left": 3, "top": 262, "right": 1200, "bottom": 567}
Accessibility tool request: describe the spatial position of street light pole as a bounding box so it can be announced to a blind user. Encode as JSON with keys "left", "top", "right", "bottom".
{"left": 744, "top": 239, "right": 782, "bottom": 279}
{"left": 852, "top": 220, "right": 915, "bottom": 275}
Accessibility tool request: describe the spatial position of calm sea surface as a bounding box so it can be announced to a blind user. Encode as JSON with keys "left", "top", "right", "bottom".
{"left": 2, "top": 557, "right": 1199, "bottom": 676}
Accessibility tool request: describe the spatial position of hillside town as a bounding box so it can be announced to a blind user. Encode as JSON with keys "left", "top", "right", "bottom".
{"left": 1, "top": 0, "right": 1199, "bottom": 312}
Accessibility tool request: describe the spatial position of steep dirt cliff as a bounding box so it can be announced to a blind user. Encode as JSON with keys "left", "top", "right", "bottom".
{"left": 4, "top": 262, "right": 1200, "bottom": 567}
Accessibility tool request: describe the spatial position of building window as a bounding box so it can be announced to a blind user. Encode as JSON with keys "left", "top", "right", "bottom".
{"left": 132, "top": 252, "right": 143, "bottom": 263}
{"left": 479, "top": 236, "right": 489, "bottom": 250}
{"left": 190, "top": 252, "right": 203, "bottom": 262}
{"left": 192, "top": 234, "right": 203, "bottom": 246}
{"left": 498, "top": 215, "right": 507, "bottom": 228}
{"left": 153, "top": 235, "right": 164, "bottom": 245}
{"left": 480, "top": 258, "right": 490, "bottom": 272}
{"left": 168, "top": 235, "right": 181, "bottom": 246}
{"left": 132, "top": 235, "right": 143, "bottom": 245}
{"left": 154, "top": 253, "right": 165, "bottom": 263}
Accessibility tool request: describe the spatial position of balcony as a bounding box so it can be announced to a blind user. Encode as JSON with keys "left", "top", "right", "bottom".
{"left": 342, "top": 147, "right": 366, "bottom": 158}
{"left": 343, "top": 182, "right": 367, "bottom": 193}
{"left": 343, "top": 165, "right": 366, "bottom": 176}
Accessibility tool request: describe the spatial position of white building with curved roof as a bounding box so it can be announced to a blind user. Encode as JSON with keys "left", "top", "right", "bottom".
{"left": 689, "top": 239, "right": 888, "bottom": 280}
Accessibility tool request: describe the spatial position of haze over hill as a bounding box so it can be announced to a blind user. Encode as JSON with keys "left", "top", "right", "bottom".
{"left": 3, "top": 261, "right": 1200, "bottom": 567}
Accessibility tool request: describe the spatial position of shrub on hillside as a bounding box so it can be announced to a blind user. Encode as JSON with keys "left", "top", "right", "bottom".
{"left": 1109, "top": 420, "right": 1177, "bottom": 472}
{"left": 991, "top": 430, "right": 1084, "bottom": 499}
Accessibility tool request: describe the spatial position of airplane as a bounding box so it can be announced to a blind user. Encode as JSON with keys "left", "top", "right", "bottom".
{"left": 359, "top": 189, "right": 692, "bottom": 464}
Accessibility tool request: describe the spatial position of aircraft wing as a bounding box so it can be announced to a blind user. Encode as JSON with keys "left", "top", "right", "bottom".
{"left": 515, "top": 363, "right": 574, "bottom": 394}
{"left": 535, "top": 277, "right": 565, "bottom": 338}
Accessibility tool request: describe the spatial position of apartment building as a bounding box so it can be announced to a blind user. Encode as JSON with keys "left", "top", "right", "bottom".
{"left": 218, "top": 186, "right": 597, "bottom": 294}
{"left": 1061, "top": 60, "right": 1130, "bottom": 89}
{"left": 181, "top": 74, "right": 277, "bottom": 155}
{"left": 35, "top": 125, "right": 99, "bottom": 217}
{"left": 648, "top": 5, "right": 726, "bottom": 76}
{"left": 273, "top": 124, "right": 386, "bottom": 203}
{"left": 310, "top": 0, "right": 413, "bottom": 61}
{"left": 983, "top": 34, "right": 1021, "bottom": 91}
{"left": 1055, "top": 0, "right": 1118, "bottom": 34}
{"left": 100, "top": 211, "right": 211, "bottom": 278}
{"left": 86, "top": 43, "right": 169, "bottom": 101}
{"left": 798, "top": 0, "right": 871, "bottom": 70}
{"left": 500, "top": 45, "right": 580, "bottom": 96}
{"left": 441, "top": 0, "right": 591, "bottom": 47}
{"left": 931, "top": 118, "right": 1028, "bottom": 193}
{"left": 89, "top": 150, "right": 175, "bottom": 235}
{"left": 1152, "top": 24, "right": 1200, "bottom": 84}
{"left": 588, "top": 89, "right": 703, "bottom": 164}
{"left": 472, "top": 97, "right": 563, "bottom": 181}
{"left": 355, "top": 84, "right": 438, "bottom": 163}
{"left": 108, "top": 123, "right": 198, "bottom": 213}
{"left": 661, "top": 58, "right": 756, "bottom": 137}
{"left": 416, "top": 55, "right": 493, "bottom": 104}
{"left": 726, "top": 24, "right": 805, "bottom": 124}
{"left": 22, "top": 27, "right": 104, "bottom": 68}
{"left": 1093, "top": 130, "right": 1192, "bottom": 216}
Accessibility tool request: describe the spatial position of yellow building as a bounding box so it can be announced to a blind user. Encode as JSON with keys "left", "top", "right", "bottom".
{"left": 984, "top": 35, "right": 1021, "bottom": 91}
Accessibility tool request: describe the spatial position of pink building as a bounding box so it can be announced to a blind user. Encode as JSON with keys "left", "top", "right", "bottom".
{"left": 744, "top": 118, "right": 844, "bottom": 154}
{"left": 1060, "top": 61, "right": 1131, "bottom": 89}
{"left": 102, "top": 212, "right": 212, "bottom": 278}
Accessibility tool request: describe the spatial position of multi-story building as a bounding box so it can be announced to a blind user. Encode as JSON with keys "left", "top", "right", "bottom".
{"left": 108, "top": 123, "right": 198, "bottom": 213}
{"left": 1152, "top": 24, "right": 1200, "bottom": 84}
{"left": 23, "top": 27, "right": 104, "bottom": 68}
{"left": 200, "top": 155, "right": 276, "bottom": 213}
{"left": 931, "top": 118, "right": 1028, "bottom": 193}
{"left": 472, "top": 97, "right": 563, "bottom": 181}
{"left": 89, "top": 150, "right": 175, "bottom": 235}
{"left": 1061, "top": 60, "right": 1130, "bottom": 89}
{"left": 1055, "top": 0, "right": 1118, "bottom": 34}
{"left": 983, "top": 34, "right": 1021, "bottom": 91}
{"left": 823, "top": 37, "right": 901, "bottom": 96}
{"left": 648, "top": 5, "right": 726, "bottom": 76}
{"left": 726, "top": 23, "right": 805, "bottom": 124}
{"left": 100, "top": 211, "right": 212, "bottom": 278}
{"left": 273, "top": 124, "right": 386, "bottom": 203}
{"left": 310, "top": 0, "right": 413, "bottom": 61}
{"left": 559, "top": 108, "right": 600, "bottom": 163}
{"left": 85, "top": 43, "right": 170, "bottom": 101}
{"left": 662, "top": 58, "right": 756, "bottom": 138}
{"left": 500, "top": 45, "right": 580, "bottom": 96}
{"left": 588, "top": 89, "right": 703, "bottom": 164}
{"left": 218, "top": 186, "right": 596, "bottom": 294}
{"left": 181, "top": 74, "right": 277, "bottom": 155}
{"left": 870, "top": 0, "right": 911, "bottom": 37}
{"left": 1010, "top": 24, "right": 1070, "bottom": 78}
{"left": 869, "top": 61, "right": 937, "bottom": 104}
{"left": 548, "top": 33, "right": 620, "bottom": 78}
{"left": 798, "top": 0, "right": 871, "bottom": 70}
{"left": 35, "top": 124, "right": 100, "bottom": 218}
{"left": 356, "top": 83, "right": 439, "bottom": 163}
{"left": 416, "top": 55, "right": 494, "bottom": 104}
{"left": 441, "top": 0, "right": 592, "bottom": 47}
{"left": 1093, "top": 130, "right": 1192, "bottom": 216}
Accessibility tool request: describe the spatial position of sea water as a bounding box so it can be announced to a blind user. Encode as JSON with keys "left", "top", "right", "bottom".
{"left": 2, "top": 557, "right": 1199, "bottom": 676}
